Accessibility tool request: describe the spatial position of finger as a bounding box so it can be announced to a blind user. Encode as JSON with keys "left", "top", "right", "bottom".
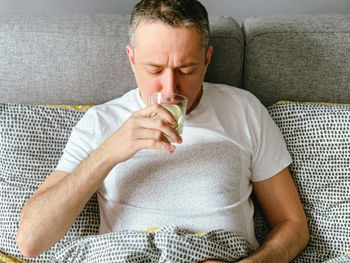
{"left": 137, "top": 117, "right": 182, "bottom": 144}
{"left": 131, "top": 128, "right": 167, "bottom": 142}
{"left": 138, "top": 103, "right": 177, "bottom": 126}
{"left": 137, "top": 139, "right": 176, "bottom": 153}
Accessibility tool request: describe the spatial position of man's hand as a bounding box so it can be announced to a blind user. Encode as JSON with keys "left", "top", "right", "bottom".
{"left": 102, "top": 103, "right": 183, "bottom": 166}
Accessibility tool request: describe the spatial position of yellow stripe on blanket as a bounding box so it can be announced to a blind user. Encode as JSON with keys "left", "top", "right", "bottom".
{"left": 0, "top": 252, "right": 28, "bottom": 263}
{"left": 139, "top": 227, "right": 163, "bottom": 234}
{"left": 140, "top": 226, "right": 207, "bottom": 236}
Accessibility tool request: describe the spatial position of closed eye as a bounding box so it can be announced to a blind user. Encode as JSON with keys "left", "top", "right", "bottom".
{"left": 144, "top": 65, "right": 163, "bottom": 75}
{"left": 178, "top": 68, "right": 196, "bottom": 75}
{"left": 148, "top": 70, "right": 162, "bottom": 75}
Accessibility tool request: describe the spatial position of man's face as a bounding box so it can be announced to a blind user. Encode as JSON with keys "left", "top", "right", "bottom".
{"left": 126, "top": 20, "right": 213, "bottom": 113}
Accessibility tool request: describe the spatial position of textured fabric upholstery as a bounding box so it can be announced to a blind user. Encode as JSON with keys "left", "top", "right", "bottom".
{"left": 243, "top": 14, "right": 350, "bottom": 106}
{"left": 0, "top": 104, "right": 100, "bottom": 262}
{"left": 265, "top": 102, "right": 350, "bottom": 262}
{"left": 0, "top": 14, "right": 243, "bottom": 105}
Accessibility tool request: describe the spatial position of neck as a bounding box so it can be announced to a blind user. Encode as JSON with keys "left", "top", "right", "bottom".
{"left": 187, "top": 86, "right": 203, "bottom": 114}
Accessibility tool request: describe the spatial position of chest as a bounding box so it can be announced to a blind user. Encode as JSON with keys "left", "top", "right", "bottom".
{"left": 100, "top": 140, "right": 245, "bottom": 211}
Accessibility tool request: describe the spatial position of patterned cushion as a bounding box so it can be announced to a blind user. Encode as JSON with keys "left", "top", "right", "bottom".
{"left": 260, "top": 102, "right": 350, "bottom": 262}
{"left": 0, "top": 103, "right": 100, "bottom": 262}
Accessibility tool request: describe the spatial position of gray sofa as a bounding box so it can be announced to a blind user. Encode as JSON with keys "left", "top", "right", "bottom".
{"left": 0, "top": 13, "right": 349, "bottom": 262}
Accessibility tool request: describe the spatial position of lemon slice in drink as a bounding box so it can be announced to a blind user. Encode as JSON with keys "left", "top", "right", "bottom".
{"left": 162, "top": 104, "right": 182, "bottom": 131}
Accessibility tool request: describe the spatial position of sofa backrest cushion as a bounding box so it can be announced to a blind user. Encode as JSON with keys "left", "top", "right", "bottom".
{"left": 0, "top": 14, "right": 243, "bottom": 105}
{"left": 243, "top": 14, "right": 350, "bottom": 107}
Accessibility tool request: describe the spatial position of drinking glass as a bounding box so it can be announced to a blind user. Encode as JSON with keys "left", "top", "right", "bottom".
{"left": 149, "top": 92, "right": 188, "bottom": 140}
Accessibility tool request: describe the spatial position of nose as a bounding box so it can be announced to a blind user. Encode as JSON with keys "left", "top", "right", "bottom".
{"left": 161, "top": 69, "right": 177, "bottom": 98}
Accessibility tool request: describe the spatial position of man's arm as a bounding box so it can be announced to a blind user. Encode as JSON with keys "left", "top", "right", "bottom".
{"left": 16, "top": 144, "right": 119, "bottom": 258}
{"left": 240, "top": 167, "right": 309, "bottom": 263}
{"left": 16, "top": 104, "right": 182, "bottom": 258}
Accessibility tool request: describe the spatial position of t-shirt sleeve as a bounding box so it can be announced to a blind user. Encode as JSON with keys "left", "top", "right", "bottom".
{"left": 247, "top": 94, "right": 292, "bottom": 182}
{"left": 55, "top": 108, "right": 97, "bottom": 173}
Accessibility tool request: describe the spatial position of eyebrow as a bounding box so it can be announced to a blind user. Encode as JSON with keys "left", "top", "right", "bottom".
{"left": 142, "top": 62, "right": 199, "bottom": 68}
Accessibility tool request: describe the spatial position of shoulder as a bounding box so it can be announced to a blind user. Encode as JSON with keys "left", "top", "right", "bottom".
{"left": 203, "top": 82, "right": 265, "bottom": 113}
{"left": 75, "top": 89, "right": 141, "bottom": 132}
{"left": 87, "top": 89, "right": 140, "bottom": 118}
{"left": 94, "top": 88, "right": 140, "bottom": 112}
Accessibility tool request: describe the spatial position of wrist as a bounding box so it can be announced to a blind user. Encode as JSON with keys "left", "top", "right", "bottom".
{"left": 92, "top": 142, "right": 119, "bottom": 171}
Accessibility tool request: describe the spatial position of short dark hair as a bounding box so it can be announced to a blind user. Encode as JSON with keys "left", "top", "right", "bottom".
{"left": 129, "top": 0, "right": 210, "bottom": 49}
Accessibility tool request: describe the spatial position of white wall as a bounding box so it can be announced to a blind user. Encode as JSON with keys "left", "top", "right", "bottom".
{"left": 1, "top": 0, "right": 349, "bottom": 24}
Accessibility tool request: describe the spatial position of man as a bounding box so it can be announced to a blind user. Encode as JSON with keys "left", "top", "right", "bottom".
{"left": 16, "top": 0, "right": 309, "bottom": 262}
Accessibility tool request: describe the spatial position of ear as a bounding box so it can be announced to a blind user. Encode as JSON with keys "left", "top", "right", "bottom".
{"left": 126, "top": 45, "right": 135, "bottom": 72}
{"left": 205, "top": 45, "right": 213, "bottom": 68}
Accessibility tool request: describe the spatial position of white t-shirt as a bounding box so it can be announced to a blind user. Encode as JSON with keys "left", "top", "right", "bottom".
{"left": 56, "top": 82, "right": 292, "bottom": 249}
